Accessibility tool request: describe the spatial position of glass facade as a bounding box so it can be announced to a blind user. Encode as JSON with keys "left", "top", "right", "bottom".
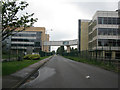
{"left": 11, "top": 38, "right": 35, "bottom": 42}
{"left": 88, "top": 11, "right": 120, "bottom": 59}
{"left": 98, "top": 17, "right": 120, "bottom": 25}
{"left": 11, "top": 31, "right": 42, "bottom": 50}
{"left": 98, "top": 39, "right": 120, "bottom": 47}
{"left": 98, "top": 28, "right": 120, "bottom": 35}
{"left": 11, "top": 44, "right": 34, "bottom": 47}
{"left": 13, "top": 33, "right": 36, "bottom": 37}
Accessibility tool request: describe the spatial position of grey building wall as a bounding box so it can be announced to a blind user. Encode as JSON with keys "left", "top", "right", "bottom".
{"left": 10, "top": 31, "right": 42, "bottom": 54}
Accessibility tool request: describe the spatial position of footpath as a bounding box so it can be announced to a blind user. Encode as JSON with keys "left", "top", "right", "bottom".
{"left": 2, "top": 56, "right": 53, "bottom": 88}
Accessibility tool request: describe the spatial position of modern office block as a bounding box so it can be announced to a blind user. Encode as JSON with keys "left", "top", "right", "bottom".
{"left": 5, "top": 27, "right": 50, "bottom": 54}
{"left": 88, "top": 11, "right": 120, "bottom": 59}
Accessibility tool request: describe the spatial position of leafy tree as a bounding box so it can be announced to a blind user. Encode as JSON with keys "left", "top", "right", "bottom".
{"left": 57, "top": 46, "right": 65, "bottom": 55}
{"left": 52, "top": 50, "right": 55, "bottom": 54}
{"left": 1, "top": 0, "right": 38, "bottom": 41}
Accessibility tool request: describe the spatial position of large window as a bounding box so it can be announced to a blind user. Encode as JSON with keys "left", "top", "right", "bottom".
{"left": 13, "top": 33, "right": 36, "bottom": 37}
{"left": 11, "top": 38, "right": 35, "bottom": 42}
{"left": 11, "top": 44, "right": 34, "bottom": 47}
{"left": 98, "top": 39, "right": 120, "bottom": 47}
{"left": 98, "top": 28, "right": 119, "bottom": 35}
{"left": 98, "top": 17, "right": 119, "bottom": 25}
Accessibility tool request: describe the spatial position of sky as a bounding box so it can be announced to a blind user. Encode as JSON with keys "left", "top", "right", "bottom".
{"left": 23, "top": 0, "right": 119, "bottom": 51}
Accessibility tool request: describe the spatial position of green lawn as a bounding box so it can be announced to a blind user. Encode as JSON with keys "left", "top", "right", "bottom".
{"left": 2, "top": 56, "right": 49, "bottom": 76}
{"left": 64, "top": 56, "right": 119, "bottom": 73}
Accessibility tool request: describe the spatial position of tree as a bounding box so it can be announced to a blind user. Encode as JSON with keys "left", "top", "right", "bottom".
{"left": 56, "top": 46, "right": 65, "bottom": 55}
{"left": 1, "top": 0, "right": 38, "bottom": 41}
{"left": 52, "top": 50, "right": 55, "bottom": 54}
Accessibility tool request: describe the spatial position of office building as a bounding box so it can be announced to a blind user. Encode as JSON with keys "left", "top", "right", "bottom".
{"left": 88, "top": 11, "right": 120, "bottom": 59}
{"left": 5, "top": 27, "right": 50, "bottom": 54}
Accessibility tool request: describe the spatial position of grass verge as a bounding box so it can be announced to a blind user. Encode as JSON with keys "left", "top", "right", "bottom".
{"left": 2, "top": 56, "right": 49, "bottom": 76}
{"left": 64, "top": 56, "right": 119, "bottom": 73}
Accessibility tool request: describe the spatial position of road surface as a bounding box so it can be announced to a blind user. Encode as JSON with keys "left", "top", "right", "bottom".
{"left": 20, "top": 55, "right": 118, "bottom": 88}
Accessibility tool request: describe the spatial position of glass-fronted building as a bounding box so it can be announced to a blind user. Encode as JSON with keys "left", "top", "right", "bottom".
{"left": 11, "top": 31, "right": 42, "bottom": 52}
{"left": 88, "top": 11, "right": 120, "bottom": 59}
{"left": 4, "top": 27, "right": 50, "bottom": 54}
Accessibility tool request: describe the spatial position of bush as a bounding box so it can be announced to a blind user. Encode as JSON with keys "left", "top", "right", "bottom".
{"left": 24, "top": 54, "right": 40, "bottom": 60}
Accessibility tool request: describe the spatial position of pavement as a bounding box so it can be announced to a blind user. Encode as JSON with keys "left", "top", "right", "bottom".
{"left": 20, "top": 55, "right": 118, "bottom": 88}
{"left": 2, "top": 56, "right": 53, "bottom": 88}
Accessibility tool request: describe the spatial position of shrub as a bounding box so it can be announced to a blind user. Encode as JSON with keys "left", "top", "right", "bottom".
{"left": 23, "top": 54, "right": 31, "bottom": 60}
{"left": 24, "top": 54, "right": 40, "bottom": 60}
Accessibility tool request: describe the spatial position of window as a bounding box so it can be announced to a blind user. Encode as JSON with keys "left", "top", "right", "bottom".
{"left": 11, "top": 39, "right": 35, "bottom": 42}
{"left": 103, "top": 17, "right": 107, "bottom": 24}
{"left": 98, "top": 28, "right": 118, "bottom": 36}
{"left": 35, "top": 42, "right": 40, "bottom": 47}
{"left": 118, "top": 29, "right": 120, "bottom": 35}
{"left": 108, "top": 17, "right": 112, "bottom": 24}
{"left": 117, "top": 18, "right": 120, "bottom": 24}
{"left": 98, "top": 17, "right": 103, "bottom": 24}
{"left": 113, "top": 28, "right": 117, "bottom": 35}
{"left": 113, "top": 40, "right": 117, "bottom": 46}
{"left": 112, "top": 18, "right": 117, "bottom": 24}
{"left": 98, "top": 17, "right": 119, "bottom": 25}
{"left": 105, "top": 52, "right": 111, "bottom": 59}
{"left": 108, "top": 28, "right": 113, "bottom": 35}
{"left": 98, "top": 39, "right": 118, "bottom": 47}
{"left": 98, "top": 40, "right": 102, "bottom": 46}
{"left": 117, "top": 40, "right": 120, "bottom": 46}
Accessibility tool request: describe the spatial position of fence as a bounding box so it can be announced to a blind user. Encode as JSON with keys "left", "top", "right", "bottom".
{"left": 62, "top": 50, "right": 120, "bottom": 70}
{"left": 2, "top": 48, "right": 53, "bottom": 62}
{"left": 2, "top": 49, "right": 24, "bottom": 62}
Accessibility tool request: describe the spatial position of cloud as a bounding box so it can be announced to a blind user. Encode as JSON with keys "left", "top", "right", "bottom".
{"left": 24, "top": 0, "right": 119, "bottom": 51}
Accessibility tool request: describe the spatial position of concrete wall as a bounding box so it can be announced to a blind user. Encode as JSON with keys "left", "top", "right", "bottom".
{"left": 81, "top": 20, "right": 89, "bottom": 51}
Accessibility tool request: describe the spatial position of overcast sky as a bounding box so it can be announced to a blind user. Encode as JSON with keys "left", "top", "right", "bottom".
{"left": 24, "top": 0, "right": 119, "bottom": 51}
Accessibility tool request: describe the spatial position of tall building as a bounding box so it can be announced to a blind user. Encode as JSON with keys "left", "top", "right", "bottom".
{"left": 5, "top": 27, "right": 50, "bottom": 54}
{"left": 88, "top": 11, "right": 120, "bottom": 59}
{"left": 78, "top": 19, "right": 90, "bottom": 52}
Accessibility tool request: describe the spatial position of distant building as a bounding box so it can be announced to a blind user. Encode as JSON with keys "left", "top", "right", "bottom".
{"left": 4, "top": 27, "right": 50, "bottom": 54}
{"left": 88, "top": 11, "right": 120, "bottom": 59}
{"left": 78, "top": 19, "right": 90, "bottom": 52}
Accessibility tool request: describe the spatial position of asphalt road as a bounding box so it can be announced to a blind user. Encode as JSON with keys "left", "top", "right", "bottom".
{"left": 20, "top": 55, "right": 118, "bottom": 88}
